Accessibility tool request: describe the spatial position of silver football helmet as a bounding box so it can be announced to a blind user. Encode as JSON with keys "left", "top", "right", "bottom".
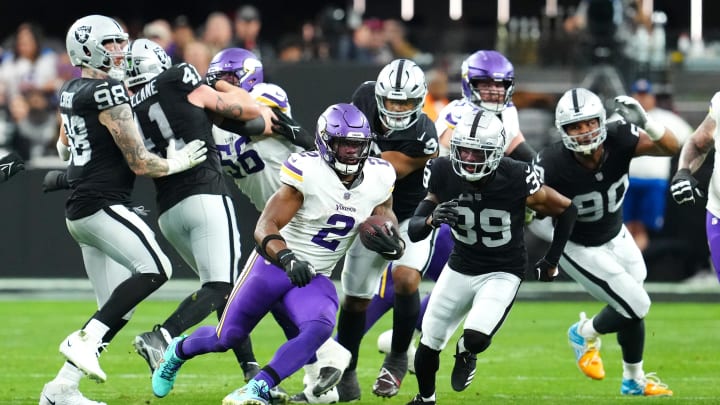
{"left": 65, "top": 15, "right": 129, "bottom": 80}
{"left": 374, "top": 59, "right": 427, "bottom": 131}
{"left": 125, "top": 39, "right": 172, "bottom": 88}
{"left": 555, "top": 88, "right": 607, "bottom": 154}
{"left": 450, "top": 108, "right": 506, "bottom": 181}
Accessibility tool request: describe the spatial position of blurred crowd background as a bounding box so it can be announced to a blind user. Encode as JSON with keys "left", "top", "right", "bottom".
{"left": 1, "top": 0, "right": 718, "bottom": 283}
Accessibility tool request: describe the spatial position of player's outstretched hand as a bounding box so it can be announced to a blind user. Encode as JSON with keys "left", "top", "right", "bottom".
{"left": 0, "top": 152, "right": 24, "bottom": 183}
{"left": 431, "top": 201, "right": 459, "bottom": 228}
{"left": 670, "top": 168, "right": 704, "bottom": 205}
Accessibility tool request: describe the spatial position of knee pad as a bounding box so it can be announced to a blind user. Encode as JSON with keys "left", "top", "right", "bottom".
{"left": 463, "top": 329, "right": 491, "bottom": 354}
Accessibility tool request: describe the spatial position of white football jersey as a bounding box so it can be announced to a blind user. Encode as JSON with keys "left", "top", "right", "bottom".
{"left": 435, "top": 99, "right": 520, "bottom": 157}
{"left": 279, "top": 152, "right": 396, "bottom": 276}
{"left": 213, "top": 83, "right": 302, "bottom": 211}
{"left": 707, "top": 92, "right": 720, "bottom": 217}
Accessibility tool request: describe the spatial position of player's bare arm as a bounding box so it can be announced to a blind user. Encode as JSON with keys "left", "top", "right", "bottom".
{"left": 100, "top": 104, "right": 170, "bottom": 177}
{"left": 188, "top": 83, "right": 261, "bottom": 121}
{"left": 526, "top": 184, "right": 573, "bottom": 217}
{"left": 678, "top": 112, "right": 716, "bottom": 172}
{"left": 634, "top": 126, "right": 680, "bottom": 157}
{"left": 371, "top": 195, "right": 399, "bottom": 228}
{"left": 381, "top": 150, "right": 437, "bottom": 179}
{"left": 254, "top": 184, "right": 304, "bottom": 260}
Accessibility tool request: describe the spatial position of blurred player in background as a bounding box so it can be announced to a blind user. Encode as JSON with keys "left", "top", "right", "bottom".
{"left": 536, "top": 88, "right": 677, "bottom": 396}
{"left": 40, "top": 16, "right": 207, "bottom": 405}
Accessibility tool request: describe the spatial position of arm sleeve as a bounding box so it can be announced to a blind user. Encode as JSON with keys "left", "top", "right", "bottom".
{"left": 217, "top": 116, "right": 266, "bottom": 136}
{"left": 544, "top": 204, "right": 577, "bottom": 265}
{"left": 508, "top": 141, "right": 536, "bottom": 163}
{"left": 408, "top": 199, "right": 437, "bottom": 242}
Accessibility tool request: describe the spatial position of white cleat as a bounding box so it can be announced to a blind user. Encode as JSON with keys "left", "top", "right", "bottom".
{"left": 39, "top": 381, "right": 106, "bottom": 405}
{"left": 59, "top": 330, "right": 107, "bottom": 383}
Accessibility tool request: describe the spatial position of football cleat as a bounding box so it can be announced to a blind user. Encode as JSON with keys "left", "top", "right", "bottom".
{"left": 376, "top": 329, "right": 417, "bottom": 374}
{"left": 405, "top": 393, "right": 436, "bottom": 405}
{"left": 59, "top": 330, "right": 107, "bottom": 383}
{"left": 372, "top": 351, "right": 407, "bottom": 398}
{"left": 152, "top": 336, "right": 186, "bottom": 398}
{"left": 450, "top": 343, "right": 477, "bottom": 392}
{"left": 568, "top": 312, "right": 605, "bottom": 380}
{"left": 621, "top": 372, "right": 673, "bottom": 397}
{"left": 269, "top": 385, "right": 290, "bottom": 405}
{"left": 133, "top": 324, "right": 171, "bottom": 374}
{"left": 222, "top": 379, "right": 271, "bottom": 405}
{"left": 39, "top": 381, "right": 107, "bottom": 405}
{"left": 313, "top": 367, "right": 343, "bottom": 397}
{"left": 289, "top": 387, "right": 340, "bottom": 404}
{"left": 242, "top": 362, "right": 262, "bottom": 382}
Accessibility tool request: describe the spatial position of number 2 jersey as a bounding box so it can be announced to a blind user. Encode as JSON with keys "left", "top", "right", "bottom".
{"left": 278, "top": 152, "right": 396, "bottom": 276}
{"left": 130, "top": 63, "right": 228, "bottom": 214}
{"left": 59, "top": 77, "right": 135, "bottom": 220}
{"left": 427, "top": 156, "right": 540, "bottom": 278}
{"left": 534, "top": 120, "right": 638, "bottom": 246}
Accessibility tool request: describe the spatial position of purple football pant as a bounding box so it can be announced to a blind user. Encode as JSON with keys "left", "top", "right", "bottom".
{"left": 180, "top": 252, "right": 338, "bottom": 386}
{"left": 705, "top": 211, "right": 720, "bottom": 283}
{"left": 364, "top": 224, "right": 454, "bottom": 333}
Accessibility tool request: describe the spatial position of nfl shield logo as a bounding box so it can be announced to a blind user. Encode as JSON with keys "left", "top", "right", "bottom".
{"left": 75, "top": 26, "right": 92, "bottom": 44}
{"left": 343, "top": 192, "right": 351, "bottom": 200}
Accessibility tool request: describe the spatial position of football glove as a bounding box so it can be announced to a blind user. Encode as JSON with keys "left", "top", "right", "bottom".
{"left": 534, "top": 258, "right": 559, "bottom": 282}
{"left": 431, "top": 201, "right": 459, "bottom": 228}
{"left": 277, "top": 249, "right": 316, "bottom": 287}
{"left": 42, "top": 170, "right": 70, "bottom": 193}
{"left": 166, "top": 139, "right": 208, "bottom": 175}
{"left": 614, "top": 95, "right": 665, "bottom": 140}
{"left": 0, "top": 152, "right": 24, "bottom": 183}
{"left": 670, "top": 168, "right": 704, "bottom": 205}
{"left": 271, "top": 108, "right": 315, "bottom": 150}
{"left": 363, "top": 224, "right": 405, "bottom": 261}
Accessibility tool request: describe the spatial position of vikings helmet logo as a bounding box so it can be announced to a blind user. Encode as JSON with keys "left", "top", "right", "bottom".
{"left": 75, "top": 26, "right": 92, "bottom": 44}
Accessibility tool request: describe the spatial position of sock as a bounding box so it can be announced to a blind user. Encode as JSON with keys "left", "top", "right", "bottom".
{"left": 163, "top": 282, "right": 232, "bottom": 337}
{"left": 254, "top": 369, "right": 280, "bottom": 389}
{"left": 617, "top": 318, "right": 645, "bottom": 364}
{"left": 415, "top": 343, "right": 440, "bottom": 398}
{"left": 623, "top": 360, "right": 644, "bottom": 380}
{"left": 232, "top": 337, "right": 258, "bottom": 367}
{"left": 94, "top": 273, "right": 167, "bottom": 326}
{"left": 579, "top": 316, "right": 600, "bottom": 340}
{"left": 391, "top": 290, "right": 420, "bottom": 353}
{"left": 83, "top": 319, "right": 109, "bottom": 343}
{"left": 336, "top": 307, "right": 366, "bottom": 371}
{"left": 421, "top": 393, "right": 437, "bottom": 402}
{"left": 457, "top": 336, "right": 468, "bottom": 353}
{"left": 55, "top": 362, "right": 83, "bottom": 387}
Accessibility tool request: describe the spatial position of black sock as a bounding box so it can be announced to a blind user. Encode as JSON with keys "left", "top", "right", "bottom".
{"left": 391, "top": 290, "right": 420, "bottom": 353}
{"left": 593, "top": 305, "right": 635, "bottom": 334}
{"left": 617, "top": 318, "right": 645, "bottom": 364}
{"left": 415, "top": 343, "right": 440, "bottom": 398}
{"left": 232, "top": 337, "right": 258, "bottom": 366}
{"left": 336, "top": 307, "right": 366, "bottom": 371}
{"left": 162, "top": 281, "right": 232, "bottom": 337}
{"left": 94, "top": 273, "right": 167, "bottom": 326}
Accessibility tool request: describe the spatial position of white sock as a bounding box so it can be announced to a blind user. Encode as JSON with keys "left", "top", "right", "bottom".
{"left": 457, "top": 336, "right": 468, "bottom": 353}
{"left": 422, "top": 393, "right": 436, "bottom": 402}
{"left": 579, "top": 317, "right": 600, "bottom": 340}
{"left": 83, "top": 319, "right": 109, "bottom": 343}
{"left": 55, "top": 361, "right": 83, "bottom": 387}
{"left": 623, "top": 360, "right": 644, "bottom": 380}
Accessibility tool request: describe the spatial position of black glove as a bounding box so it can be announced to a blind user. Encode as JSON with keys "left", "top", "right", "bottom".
{"left": 271, "top": 108, "right": 315, "bottom": 150}
{"left": 431, "top": 201, "right": 459, "bottom": 228}
{"left": 42, "top": 170, "right": 70, "bottom": 193}
{"left": 670, "top": 168, "right": 704, "bottom": 205}
{"left": 277, "top": 249, "right": 316, "bottom": 287}
{"left": 534, "top": 258, "right": 559, "bottom": 282}
{"left": 363, "top": 224, "right": 405, "bottom": 260}
{"left": 205, "top": 74, "right": 219, "bottom": 89}
{"left": 0, "top": 152, "right": 24, "bottom": 183}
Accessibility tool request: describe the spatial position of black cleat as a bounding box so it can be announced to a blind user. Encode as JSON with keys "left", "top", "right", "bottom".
{"left": 313, "top": 367, "right": 343, "bottom": 396}
{"left": 133, "top": 325, "right": 171, "bottom": 374}
{"left": 406, "top": 393, "right": 436, "bottom": 405}
{"left": 450, "top": 344, "right": 477, "bottom": 392}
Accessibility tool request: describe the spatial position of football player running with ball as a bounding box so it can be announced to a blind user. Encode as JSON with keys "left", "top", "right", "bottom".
{"left": 535, "top": 88, "right": 678, "bottom": 396}
{"left": 405, "top": 108, "right": 577, "bottom": 404}
{"left": 151, "top": 103, "right": 404, "bottom": 405}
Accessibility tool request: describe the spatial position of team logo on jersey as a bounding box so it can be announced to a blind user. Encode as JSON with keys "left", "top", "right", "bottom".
{"left": 595, "top": 172, "right": 604, "bottom": 181}
{"left": 343, "top": 192, "right": 351, "bottom": 200}
{"left": 75, "top": 26, "right": 92, "bottom": 44}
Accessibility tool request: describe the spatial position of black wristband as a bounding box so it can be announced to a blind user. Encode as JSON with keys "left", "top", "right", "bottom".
{"left": 260, "top": 234, "right": 286, "bottom": 257}
{"left": 276, "top": 248, "right": 295, "bottom": 266}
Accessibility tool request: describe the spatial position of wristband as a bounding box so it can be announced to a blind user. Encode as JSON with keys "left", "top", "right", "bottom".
{"left": 261, "top": 234, "right": 286, "bottom": 257}
{"left": 644, "top": 120, "right": 665, "bottom": 141}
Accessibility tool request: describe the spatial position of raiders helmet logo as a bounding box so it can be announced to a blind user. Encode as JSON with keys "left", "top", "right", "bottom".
{"left": 153, "top": 47, "right": 169, "bottom": 66}
{"left": 75, "top": 26, "right": 92, "bottom": 44}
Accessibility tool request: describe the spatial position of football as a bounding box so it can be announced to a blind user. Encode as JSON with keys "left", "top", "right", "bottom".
{"left": 358, "top": 215, "right": 393, "bottom": 249}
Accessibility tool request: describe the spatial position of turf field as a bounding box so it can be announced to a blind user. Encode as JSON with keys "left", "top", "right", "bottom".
{"left": 2, "top": 300, "right": 718, "bottom": 404}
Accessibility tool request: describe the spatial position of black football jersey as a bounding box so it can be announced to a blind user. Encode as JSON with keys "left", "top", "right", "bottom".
{"left": 534, "top": 121, "right": 639, "bottom": 246}
{"left": 130, "top": 63, "right": 228, "bottom": 214}
{"left": 59, "top": 77, "right": 135, "bottom": 220}
{"left": 352, "top": 81, "right": 438, "bottom": 221}
{"left": 427, "top": 157, "right": 541, "bottom": 277}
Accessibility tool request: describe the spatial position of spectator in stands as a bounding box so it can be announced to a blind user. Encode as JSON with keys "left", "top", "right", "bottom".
{"left": 300, "top": 21, "right": 330, "bottom": 61}
{"left": 0, "top": 22, "right": 58, "bottom": 100}
{"left": 422, "top": 68, "right": 449, "bottom": 122}
{"left": 8, "top": 89, "right": 58, "bottom": 160}
{"left": 203, "top": 12, "right": 234, "bottom": 57}
{"left": 143, "top": 19, "right": 174, "bottom": 53}
{"left": 349, "top": 18, "right": 392, "bottom": 65}
{"left": 233, "top": 5, "right": 275, "bottom": 62}
{"left": 623, "top": 79, "right": 693, "bottom": 251}
{"left": 384, "top": 19, "right": 419, "bottom": 60}
{"left": 169, "top": 16, "right": 196, "bottom": 64}
{"left": 277, "top": 35, "right": 304, "bottom": 63}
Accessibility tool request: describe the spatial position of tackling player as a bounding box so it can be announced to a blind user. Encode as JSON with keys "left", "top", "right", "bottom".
{"left": 405, "top": 109, "right": 577, "bottom": 404}
{"left": 535, "top": 88, "right": 678, "bottom": 396}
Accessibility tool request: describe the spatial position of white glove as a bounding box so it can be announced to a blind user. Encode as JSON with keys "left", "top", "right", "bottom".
{"left": 614, "top": 95, "right": 665, "bottom": 141}
{"left": 166, "top": 138, "right": 208, "bottom": 175}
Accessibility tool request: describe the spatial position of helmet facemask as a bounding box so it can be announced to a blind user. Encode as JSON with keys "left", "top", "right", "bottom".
{"left": 555, "top": 88, "right": 607, "bottom": 154}
{"left": 375, "top": 94, "right": 424, "bottom": 131}
{"left": 450, "top": 110, "right": 506, "bottom": 182}
{"left": 460, "top": 50, "right": 515, "bottom": 113}
{"left": 315, "top": 103, "right": 373, "bottom": 176}
{"left": 374, "top": 59, "right": 427, "bottom": 131}
{"left": 66, "top": 15, "right": 129, "bottom": 81}
{"left": 124, "top": 39, "right": 171, "bottom": 88}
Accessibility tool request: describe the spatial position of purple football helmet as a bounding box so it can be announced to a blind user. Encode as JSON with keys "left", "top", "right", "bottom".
{"left": 315, "top": 103, "right": 373, "bottom": 176}
{"left": 461, "top": 50, "right": 515, "bottom": 113}
{"left": 206, "top": 48, "right": 263, "bottom": 91}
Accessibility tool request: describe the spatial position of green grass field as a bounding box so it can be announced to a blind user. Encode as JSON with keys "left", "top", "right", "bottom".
{"left": 1, "top": 300, "right": 718, "bottom": 404}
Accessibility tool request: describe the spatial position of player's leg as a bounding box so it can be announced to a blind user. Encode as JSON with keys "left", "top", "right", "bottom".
{"left": 455, "top": 272, "right": 521, "bottom": 392}
{"left": 363, "top": 266, "right": 395, "bottom": 334}
{"left": 705, "top": 211, "right": 720, "bottom": 283}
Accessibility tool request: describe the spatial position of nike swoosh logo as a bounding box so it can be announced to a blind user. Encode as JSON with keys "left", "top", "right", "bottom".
{"left": 383, "top": 250, "right": 397, "bottom": 255}
{"left": 67, "top": 340, "right": 72, "bottom": 348}
{"left": 535, "top": 153, "right": 542, "bottom": 162}
{"left": 44, "top": 395, "right": 56, "bottom": 405}
{"left": 97, "top": 82, "right": 109, "bottom": 87}
{"left": 416, "top": 131, "right": 427, "bottom": 141}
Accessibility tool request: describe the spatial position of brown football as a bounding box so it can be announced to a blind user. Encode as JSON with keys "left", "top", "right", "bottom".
{"left": 358, "top": 215, "right": 393, "bottom": 248}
